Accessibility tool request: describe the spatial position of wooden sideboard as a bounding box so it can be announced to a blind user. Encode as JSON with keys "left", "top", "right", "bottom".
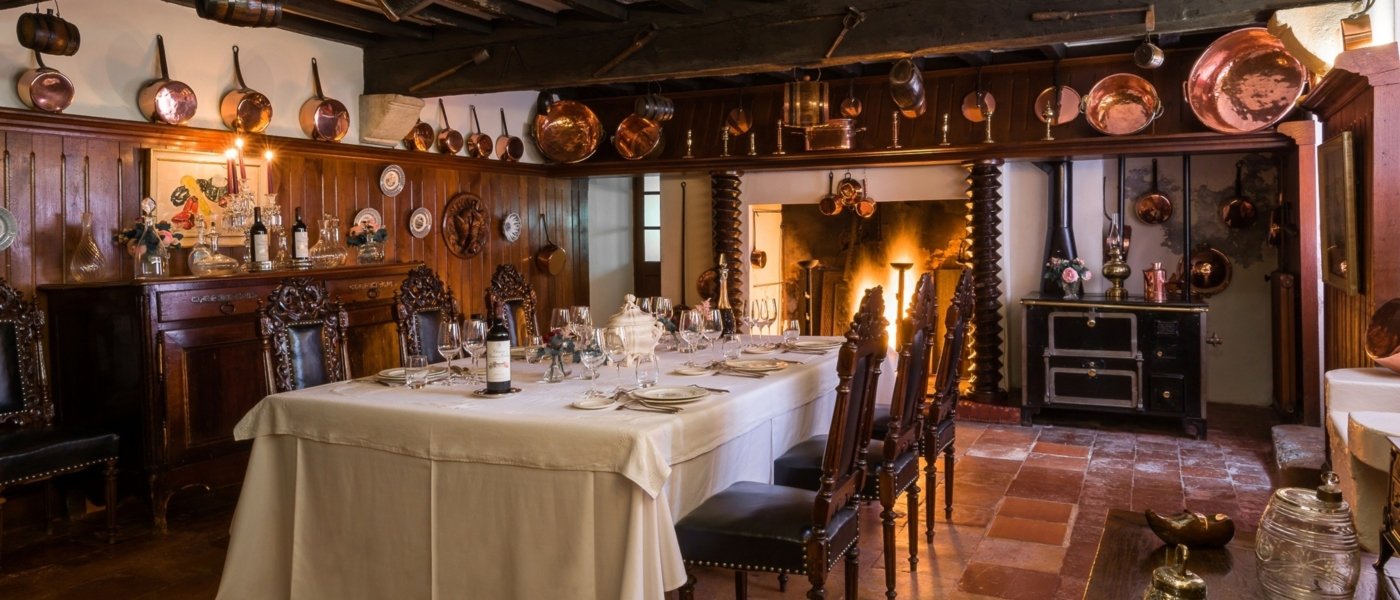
{"left": 1020, "top": 293, "right": 1208, "bottom": 438}
{"left": 39, "top": 263, "right": 418, "bottom": 531}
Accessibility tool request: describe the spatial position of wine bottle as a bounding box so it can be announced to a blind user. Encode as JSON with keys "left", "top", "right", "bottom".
{"left": 291, "top": 207, "right": 309, "bottom": 262}
{"left": 485, "top": 315, "right": 512, "bottom": 393}
{"left": 250, "top": 206, "right": 270, "bottom": 264}
{"left": 715, "top": 255, "right": 737, "bottom": 335}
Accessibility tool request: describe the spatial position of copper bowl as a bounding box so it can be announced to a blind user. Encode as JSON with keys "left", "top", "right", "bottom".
{"left": 1186, "top": 27, "right": 1307, "bottom": 134}
{"left": 1367, "top": 298, "right": 1400, "bottom": 374}
{"left": 532, "top": 100, "right": 602, "bottom": 164}
{"left": 1083, "top": 73, "right": 1163, "bottom": 135}
{"left": 613, "top": 114, "right": 662, "bottom": 160}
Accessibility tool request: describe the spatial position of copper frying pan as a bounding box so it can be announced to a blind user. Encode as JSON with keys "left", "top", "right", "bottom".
{"left": 613, "top": 114, "right": 662, "bottom": 160}
{"left": 1134, "top": 159, "right": 1172, "bottom": 225}
{"left": 16, "top": 50, "right": 73, "bottom": 113}
{"left": 1220, "top": 161, "right": 1257, "bottom": 229}
{"left": 436, "top": 99, "right": 462, "bottom": 155}
{"left": 534, "top": 213, "right": 566, "bottom": 275}
{"left": 496, "top": 108, "right": 523, "bottom": 162}
{"left": 298, "top": 58, "right": 349, "bottom": 142}
{"left": 466, "top": 105, "right": 491, "bottom": 158}
{"left": 818, "top": 172, "right": 842, "bottom": 216}
{"left": 220, "top": 45, "right": 272, "bottom": 133}
{"left": 138, "top": 35, "right": 197, "bottom": 126}
{"left": 403, "top": 119, "right": 433, "bottom": 151}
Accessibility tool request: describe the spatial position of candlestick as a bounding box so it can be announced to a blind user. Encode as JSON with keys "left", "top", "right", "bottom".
{"left": 1041, "top": 101, "right": 1057, "bottom": 141}
{"left": 773, "top": 119, "right": 786, "bottom": 155}
{"left": 683, "top": 129, "right": 694, "bottom": 159}
{"left": 748, "top": 132, "right": 757, "bottom": 156}
{"left": 720, "top": 127, "right": 730, "bottom": 157}
{"left": 939, "top": 113, "right": 951, "bottom": 146}
{"left": 889, "top": 111, "right": 902, "bottom": 149}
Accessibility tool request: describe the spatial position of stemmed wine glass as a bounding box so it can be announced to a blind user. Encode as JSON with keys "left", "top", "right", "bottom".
{"left": 569, "top": 306, "right": 592, "bottom": 341}
{"left": 746, "top": 300, "right": 764, "bottom": 346}
{"left": 678, "top": 309, "right": 702, "bottom": 362}
{"left": 601, "top": 326, "right": 630, "bottom": 392}
{"left": 463, "top": 319, "right": 487, "bottom": 383}
{"left": 579, "top": 332, "right": 607, "bottom": 397}
{"left": 551, "top": 308, "right": 572, "bottom": 335}
{"left": 701, "top": 309, "right": 723, "bottom": 362}
{"left": 437, "top": 319, "right": 463, "bottom": 385}
{"left": 638, "top": 297, "right": 654, "bottom": 314}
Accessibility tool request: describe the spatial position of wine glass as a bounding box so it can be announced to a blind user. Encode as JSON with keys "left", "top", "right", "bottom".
{"left": 745, "top": 300, "right": 762, "bottom": 346}
{"left": 758, "top": 298, "right": 778, "bottom": 344}
{"left": 701, "top": 309, "right": 723, "bottom": 361}
{"left": 550, "top": 308, "right": 572, "bottom": 336}
{"left": 437, "top": 319, "right": 463, "bottom": 385}
{"left": 677, "top": 309, "right": 702, "bottom": 360}
{"left": 638, "top": 297, "right": 654, "bottom": 314}
{"left": 569, "top": 305, "right": 592, "bottom": 340}
{"left": 783, "top": 319, "right": 801, "bottom": 346}
{"left": 579, "top": 336, "right": 607, "bottom": 396}
{"left": 463, "top": 319, "right": 487, "bottom": 383}
{"left": 652, "top": 297, "right": 672, "bottom": 322}
{"left": 601, "top": 327, "right": 630, "bottom": 392}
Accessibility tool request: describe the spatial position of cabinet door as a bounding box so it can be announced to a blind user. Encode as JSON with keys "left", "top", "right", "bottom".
{"left": 159, "top": 323, "right": 270, "bottom": 467}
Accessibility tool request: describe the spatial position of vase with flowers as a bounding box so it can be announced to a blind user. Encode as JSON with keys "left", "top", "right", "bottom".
{"left": 347, "top": 222, "right": 388, "bottom": 264}
{"left": 1045, "top": 256, "right": 1092, "bottom": 299}
{"left": 534, "top": 328, "right": 578, "bottom": 383}
{"left": 116, "top": 218, "right": 183, "bottom": 278}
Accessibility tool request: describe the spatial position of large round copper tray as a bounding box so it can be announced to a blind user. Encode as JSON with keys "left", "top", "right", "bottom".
{"left": 1367, "top": 298, "right": 1400, "bottom": 373}
{"left": 1179, "top": 245, "right": 1232, "bottom": 297}
{"left": 532, "top": 100, "right": 602, "bottom": 164}
{"left": 1186, "top": 27, "right": 1307, "bottom": 134}
{"left": 1083, "top": 73, "right": 1162, "bottom": 135}
{"left": 613, "top": 114, "right": 662, "bottom": 160}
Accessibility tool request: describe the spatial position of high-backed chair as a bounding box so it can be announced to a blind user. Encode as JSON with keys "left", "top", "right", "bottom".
{"left": 924, "top": 267, "right": 974, "bottom": 541}
{"left": 674, "top": 287, "right": 888, "bottom": 600}
{"left": 0, "top": 280, "right": 118, "bottom": 568}
{"left": 259, "top": 278, "right": 351, "bottom": 393}
{"left": 485, "top": 264, "right": 538, "bottom": 345}
{"left": 394, "top": 266, "right": 460, "bottom": 364}
{"left": 772, "top": 274, "right": 938, "bottom": 599}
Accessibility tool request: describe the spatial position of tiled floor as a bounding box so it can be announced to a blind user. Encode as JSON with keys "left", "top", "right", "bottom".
{"left": 0, "top": 404, "right": 1279, "bottom": 599}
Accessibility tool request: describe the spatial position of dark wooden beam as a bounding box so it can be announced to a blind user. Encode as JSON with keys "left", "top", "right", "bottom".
{"left": 1037, "top": 43, "right": 1067, "bottom": 59}
{"left": 650, "top": 0, "right": 707, "bottom": 13}
{"left": 373, "top": 0, "right": 436, "bottom": 21}
{"left": 439, "top": 0, "right": 557, "bottom": 26}
{"left": 0, "top": 0, "right": 41, "bottom": 10}
{"left": 415, "top": 5, "right": 494, "bottom": 33}
{"left": 160, "top": 0, "right": 380, "bottom": 46}
{"left": 367, "top": 0, "right": 1331, "bottom": 95}
{"left": 956, "top": 52, "right": 994, "bottom": 67}
{"left": 282, "top": 0, "right": 433, "bottom": 39}
{"left": 556, "top": 0, "right": 628, "bottom": 21}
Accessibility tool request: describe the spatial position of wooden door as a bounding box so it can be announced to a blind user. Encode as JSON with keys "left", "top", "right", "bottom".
{"left": 159, "top": 323, "right": 269, "bottom": 467}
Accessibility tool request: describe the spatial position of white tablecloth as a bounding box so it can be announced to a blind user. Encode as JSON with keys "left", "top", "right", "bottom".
{"left": 217, "top": 341, "right": 889, "bottom": 599}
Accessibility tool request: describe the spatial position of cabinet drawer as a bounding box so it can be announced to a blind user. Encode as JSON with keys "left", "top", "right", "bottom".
{"left": 1147, "top": 375, "right": 1186, "bottom": 413}
{"left": 1046, "top": 357, "right": 1139, "bottom": 409}
{"left": 1048, "top": 311, "right": 1137, "bottom": 357}
{"left": 326, "top": 275, "right": 403, "bottom": 304}
{"left": 158, "top": 285, "right": 272, "bottom": 322}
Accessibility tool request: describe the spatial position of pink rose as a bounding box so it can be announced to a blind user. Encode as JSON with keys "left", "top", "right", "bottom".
{"left": 1061, "top": 267, "right": 1079, "bottom": 283}
{"left": 1082, "top": 271, "right": 1092, "bottom": 281}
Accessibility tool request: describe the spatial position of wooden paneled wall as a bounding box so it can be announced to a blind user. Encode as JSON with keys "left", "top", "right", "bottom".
{"left": 0, "top": 108, "right": 588, "bottom": 323}
{"left": 1321, "top": 87, "right": 1374, "bottom": 372}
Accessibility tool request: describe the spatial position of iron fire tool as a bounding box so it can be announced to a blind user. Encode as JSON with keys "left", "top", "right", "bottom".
{"left": 823, "top": 6, "right": 866, "bottom": 59}
{"left": 593, "top": 23, "right": 658, "bottom": 78}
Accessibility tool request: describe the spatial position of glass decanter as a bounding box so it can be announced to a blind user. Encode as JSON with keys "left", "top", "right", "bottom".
{"left": 310, "top": 214, "right": 348, "bottom": 269}
{"left": 67, "top": 211, "right": 106, "bottom": 282}
{"left": 189, "top": 219, "right": 239, "bottom": 277}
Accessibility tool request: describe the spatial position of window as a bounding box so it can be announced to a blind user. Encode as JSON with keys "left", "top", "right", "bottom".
{"left": 632, "top": 174, "right": 662, "bottom": 297}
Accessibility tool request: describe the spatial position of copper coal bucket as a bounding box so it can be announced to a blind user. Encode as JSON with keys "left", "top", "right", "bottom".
{"left": 1185, "top": 27, "right": 1307, "bottom": 134}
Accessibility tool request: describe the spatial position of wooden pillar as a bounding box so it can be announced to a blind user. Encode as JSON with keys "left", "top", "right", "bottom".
{"left": 710, "top": 170, "right": 744, "bottom": 310}
{"left": 964, "top": 159, "right": 1007, "bottom": 405}
{"left": 1278, "top": 117, "right": 1324, "bottom": 427}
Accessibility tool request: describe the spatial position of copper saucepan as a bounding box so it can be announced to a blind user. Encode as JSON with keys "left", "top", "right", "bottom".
{"left": 613, "top": 114, "right": 662, "bottom": 160}
{"left": 496, "top": 108, "right": 523, "bottom": 161}
{"left": 1220, "top": 161, "right": 1257, "bottom": 229}
{"left": 16, "top": 50, "right": 73, "bottom": 113}
{"left": 436, "top": 99, "right": 463, "bottom": 155}
{"left": 1135, "top": 158, "right": 1172, "bottom": 225}
{"left": 466, "top": 105, "right": 492, "bottom": 158}
{"left": 298, "top": 58, "right": 349, "bottom": 142}
{"left": 1186, "top": 27, "right": 1307, "bottom": 134}
{"left": 818, "top": 172, "right": 842, "bottom": 216}
{"left": 1082, "top": 73, "right": 1163, "bottom": 136}
{"left": 220, "top": 45, "right": 272, "bottom": 133}
{"left": 532, "top": 100, "right": 602, "bottom": 164}
{"left": 138, "top": 35, "right": 197, "bottom": 126}
{"left": 534, "top": 213, "right": 566, "bottom": 275}
{"left": 404, "top": 119, "right": 433, "bottom": 151}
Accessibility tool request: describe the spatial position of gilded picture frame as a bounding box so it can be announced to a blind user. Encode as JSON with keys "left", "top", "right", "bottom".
{"left": 1318, "top": 131, "right": 1359, "bottom": 295}
{"left": 143, "top": 148, "right": 267, "bottom": 248}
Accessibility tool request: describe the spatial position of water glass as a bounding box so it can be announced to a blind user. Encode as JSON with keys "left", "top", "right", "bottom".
{"left": 550, "top": 308, "right": 572, "bottom": 335}
{"left": 525, "top": 335, "right": 545, "bottom": 364}
{"left": 601, "top": 327, "right": 630, "bottom": 391}
{"left": 721, "top": 334, "right": 742, "bottom": 360}
{"left": 635, "top": 353, "right": 660, "bottom": 388}
{"left": 678, "top": 309, "right": 702, "bottom": 357}
{"left": 405, "top": 354, "right": 429, "bottom": 389}
{"left": 783, "top": 319, "right": 801, "bottom": 345}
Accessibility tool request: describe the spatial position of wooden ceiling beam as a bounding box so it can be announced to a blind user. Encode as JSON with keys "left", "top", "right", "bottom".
{"left": 439, "top": 0, "right": 557, "bottom": 27}
{"left": 0, "top": 0, "right": 41, "bottom": 10}
{"left": 373, "top": 0, "right": 437, "bottom": 21}
{"left": 367, "top": 0, "right": 1334, "bottom": 94}
{"left": 282, "top": 0, "right": 434, "bottom": 39}
{"left": 414, "top": 5, "right": 495, "bottom": 33}
{"left": 650, "top": 0, "right": 707, "bottom": 13}
{"left": 160, "top": 0, "right": 381, "bottom": 46}
{"left": 556, "top": 0, "right": 628, "bottom": 21}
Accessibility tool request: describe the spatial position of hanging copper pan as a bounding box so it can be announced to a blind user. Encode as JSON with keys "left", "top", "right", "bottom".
{"left": 220, "top": 45, "right": 272, "bottom": 133}
{"left": 818, "top": 172, "right": 842, "bottom": 216}
{"left": 466, "top": 105, "right": 491, "bottom": 158}
{"left": 1220, "top": 160, "right": 1258, "bottom": 229}
{"left": 1082, "top": 73, "right": 1163, "bottom": 136}
{"left": 435, "top": 99, "right": 462, "bottom": 155}
{"left": 496, "top": 108, "right": 523, "bottom": 162}
{"left": 16, "top": 50, "right": 72, "bottom": 113}
{"left": 534, "top": 213, "right": 566, "bottom": 275}
{"left": 613, "top": 114, "right": 662, "bottom": 160}
{"left": 1033, "top": 86, "right": 1080, "bottom": 125}
{"left": 1367, "top": 298, "right": 1400, "bottom": 374}
{"left": 138, "top": 35, "right": 197, "bottom": 126}
{"left": 403, "top": 119, "right": 433, "bottom": 151}
{"left": 1134, "top": 158, "right": 1172, "bottom": 225}
{"left": 1186, "top": 27, "right": 1307, "bottom": 134}
{"left": 532, "top": 100, "right": 602, "bottom": 164}
{"left": 298, "top": 58, "right": 348, "bottom": 142}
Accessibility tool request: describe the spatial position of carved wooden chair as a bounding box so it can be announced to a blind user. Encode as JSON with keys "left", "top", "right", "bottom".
{"left": 772, "top": 274, "right": 937, "bottom": 599}
{"left": 394, "top": 266, "right": 460, "bottom": 365}
{"left": 0, "top": 279, "right": 118, "bottom": 569}
{"left": 484, "top": 264, "right": 538, "bottom": 345}
{"left": 674, "top": 287, "right": 888, "bottom": 600}
{"left": 924, "top": 267, "right": 974, "bottom": 542}
{"left": 259, "top": 278, "right": 351, "bottom": 393}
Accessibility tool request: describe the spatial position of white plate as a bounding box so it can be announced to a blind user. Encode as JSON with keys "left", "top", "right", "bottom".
{"left": 0, "top": 207, "right": 17, "bottom": 251}
{"left": 379, "top": 164, "right": 405, "bottom": 197}
{"left": 630, "top": 386, "right": 708, "bottom": 403}
{"left": 501, "top": 212, "right": 522, "bottom": 242}
{"left": 788, "top": 340, "right": 842, "bottom": 350}
{"left": 377, "top": 367, "right": 449, "bottom": 382}
{"left": 722, "top": 358, "right": 788, "bottom": 372}
{"left": 742, "top": 344, "right": 778, "bottom": 355}
{"left": 672, "top": 366, "right": 715, "bottom": 376}
{"left": 408, "top": 207, "right": 432, "bottom": 239}
{"left": 571, "top": 397, "right": 615, "bottom": 410}
{"left": 353, "top": 207, "right": 384, "bottom": 232}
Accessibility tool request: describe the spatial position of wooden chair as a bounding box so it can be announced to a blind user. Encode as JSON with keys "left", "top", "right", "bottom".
{"left": 772, "top": 274, "right": 938, "bottom": 599}
{"left": 259, "top": 277, "right": 351, "bottom": 393}
{"left": 394, "top": 266, "right": 460, "bottom": 364}
{"left": 674, "top": 286, "right": 888, "bottom": 600}
{"left": 924, "top": 267, "right": 974, "bottom": 542}
{"left": 0, "top": 280, "right": 118, "bottom": 569}
{"left": 484, "top": 264, "right": 538, "bottom": 345}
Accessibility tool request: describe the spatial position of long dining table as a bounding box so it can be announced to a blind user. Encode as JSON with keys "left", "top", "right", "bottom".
{"left": 216, "top": 338, "right": 893, "bottom": 599}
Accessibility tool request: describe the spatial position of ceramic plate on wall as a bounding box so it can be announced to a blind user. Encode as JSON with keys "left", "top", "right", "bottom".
{"left": 0, "top": 208, "right": 16, "bottom": 251}
{"left": 501, "top": 212, "right": 522, "bottom": 242}
{"left": 409, "top": 207, "right": 432, "bottom": 239}
{"left": 353, "top": 208, "right": 383, "bottom": 231}
{"left": 379, "top": 164, "right": 405, "bottom": 197}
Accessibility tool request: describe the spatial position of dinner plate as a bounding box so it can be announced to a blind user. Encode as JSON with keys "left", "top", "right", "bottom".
{"left": 571, "top": 397, "right": 614, "bottom": 410}
{"left": 788, "top": 340, "right": 842, "bottom": 350}
{"left": 630, "top": 386, "right": 708, "bottom": 403}
{"left": 742, "top": 344, "right": 778, "bottom": 355}
{"left": 377, "top": 367, "right": 449, "bottom": 382}
{"left": 672, "top": 366, "right": 715, "bottom": 376}
{"left": 0, "top": 207, "right": 17, "bottom": 251}
{"left": 722, "top": 358, "right": 788, "bottom": 372}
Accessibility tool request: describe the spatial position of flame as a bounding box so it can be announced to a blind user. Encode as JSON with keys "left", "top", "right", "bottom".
{"left": 848, "top": 223, "right": 929, "bottom": 342}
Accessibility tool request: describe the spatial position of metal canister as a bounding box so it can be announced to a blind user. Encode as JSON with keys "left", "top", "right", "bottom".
{"left": 1145, "top": 261, "right": 1168, "bottom": 302}
{"left": 1142, "top": 545, "right": 1206, "bottom": 600}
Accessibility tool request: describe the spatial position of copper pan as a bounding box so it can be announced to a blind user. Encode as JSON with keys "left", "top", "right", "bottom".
{"left": 1179, "top": 244, "right": 1232, "bottom": 297}
{"left": 1367, "top": 298, "right": 1400, "bottom": 374}
{"left": 1186, "top": 27, "right": 1306, "bottom": 134}
{"left": 220, "top": 46, "right": 272, "bottom": 133}
{"left": 15, "top": 50, "right": 73, "bottom": 113}
{"left": 297, "top": 58, "right": 348, "bottom": 142}
{"left": 1134, "top": 159, "right": 1172, "bottom": 225}
{"left": 532, "top": 100, "right": 602, "bottom": 164}
{"left": 496, "top": 108, "right": 523, "bottom": 162}
{"left": 403, "top": 119, "right": 433, "bottom": 151}
{"left": 1220, "top": 161, "right": 1257, "bottom": 228}
{"left": 138, "top": 35, "right": 197, "bottom": 126}
{"left": 1082, "top": 73, "right": 1162, "bottom": 136}
{"left": 818, "top": 172, "right": 842, "bottom": 216}
{"left": 613, "top": 114, "right": 662, "bottom": 160}
{"left": 466, "top": 105, "right": 491, "bottom": 158}
{"left": 435, "top": 99, "right": 462, "bottom": 155}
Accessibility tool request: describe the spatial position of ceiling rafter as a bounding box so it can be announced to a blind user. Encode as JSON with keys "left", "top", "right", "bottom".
{"left": 438, "top": 0, "right": 557, "bottom": 27}
{"left": 555, "top": 0, "right": 628, "bottom": 21}
{"left": 282, "top": 0, "right": 434, "bottom": 39}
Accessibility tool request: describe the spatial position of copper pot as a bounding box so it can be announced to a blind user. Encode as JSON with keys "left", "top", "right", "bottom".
{"left": 435, "top": 99, "right": 462, "bottom": 155}
{"left": 138, "top": 35, "right": 197, "bottom": 126}
{"left": 403, "top": 119, "right": 433, "bottom": 152}
{"left": 496, "top": 108, "right": 523, "bottom": 162}
{"left": 466, "top": 105, "right": 491, "bottom": 158}
{"left": 1367, "top": 298, "right": 1400, "bottom": 374}
{"left": 532, "top": 100, "right": 602, "bottom": 164}
{"left": 1182, "top": 245, "right": 1231, "bottom": 297}
{"left": 534, "top": 213, "right": 566, "bottom": 275}
{"left": 1083, "top": 73, "right": 1163, "bottom": 136}
{"left": 297, "top": 58, "right": 348, "bottom": 142}
{"left": 613, "top": 114, "right": 662, "bottom": 160}
{"left": 17, "top": 8, "right": 80, "bottom": 56}
{"left": 219, "top": 45, "right": 271, "bottom": 133}
{"left": 1186, "top": 27, "right": 1307, "bottom": 134}
{"left": 16, "top": 50, "right": 73, "bottom": 113}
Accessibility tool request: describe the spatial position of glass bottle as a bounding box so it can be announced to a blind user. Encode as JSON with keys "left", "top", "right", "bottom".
{"left": 1255, "top": 472, "right": 1359, "bottom": 599}
{"left": 67, "top": 211, "right": 106, "bottom": 282}
{"left": 486, "top": 315, "right": 513, "bottom": 392}
{"left": 191, "top": 222, "right": 240, "bottom": 277}
{"left": 290, "top": 207, "right": 311, "bottom": 269}
{"left": 310, "top": 214, "right": 347, "bottom": 269}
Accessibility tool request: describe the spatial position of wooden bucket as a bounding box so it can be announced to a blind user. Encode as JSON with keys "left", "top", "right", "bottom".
{"left": 195, "top": 0, "right": 283, "bottom": 28}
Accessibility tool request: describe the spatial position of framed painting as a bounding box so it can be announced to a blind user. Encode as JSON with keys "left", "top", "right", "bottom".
{"left": 1318, "top": 131, "right": 1359, "bottom": 295}
{"left": 143, "top": 148, "right": 267, "bottom": 247}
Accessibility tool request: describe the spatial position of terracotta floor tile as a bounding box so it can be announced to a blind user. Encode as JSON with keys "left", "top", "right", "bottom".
{"left": 986, "top": 515, "right": 1069, "bottom": 546}
{"left": 1181, "top": 465, "right": 1230, "bottom": 479}
{"left": 1006, "top": 476, "right": 1083, "bottom": 505}
{"left": 998, "top": 497, "right": 1075, "bottom": 523}
{"left": 970, "top": 538, "right": 1067, "bottom": 574}
{"left": 1024, "top": 453, "right": 1090, "bottom": 472}
{"left": 959, "top": 562, "right": 1065, "bottom": 600}
{"left": 1033, "top": 441, "right": 1093, "bottom": 458}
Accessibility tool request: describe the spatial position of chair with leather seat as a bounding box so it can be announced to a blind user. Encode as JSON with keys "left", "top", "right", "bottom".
{"left": 484, "top": 264, "right": 538, "bottom": 345}
{"left": 259, "top": 277, "right": 351, "bottom": 393}
{"left": 0, "top": 279, "right": 118, "bottom": 569}
{"left": 674, "top": 286, "right": 888, "bottom": 600}
{"left": 772, "top": 274, "right": 938, "bottom": 599}
{"left": 923, "top": 268, "right": 974, "bottom": 542}
{"left": 394, "top": 266, "right": 460, "bottom": 365}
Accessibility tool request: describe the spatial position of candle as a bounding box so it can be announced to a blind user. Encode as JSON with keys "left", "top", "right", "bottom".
{"left": 224, "top": 149, "right": 239, "bottom": 196}
{"left": 235, "top": 138, "right": 247, "bottom": 181}
{"left": 264, "top": 150, "right": 274, "bottom": 193}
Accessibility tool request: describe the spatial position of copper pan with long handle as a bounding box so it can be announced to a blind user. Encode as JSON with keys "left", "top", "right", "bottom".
{"left": 138, "top": 35, "right": 197, "bottom": 125}
{"left": 466, "top": 105, "right": 491, "bottom": 158}
{"left": 298, "top": 57, "right": 349, "bottom": 142}
{"left": 496, "top": 108, "right": 523, "bottom": 161}
{"left": 534, "top": 213, "right": 566, "bottom": 275}
{"left": 220, "top": 45, "right": 272, "bottom": 133}
{"left": 16, "top": 49, "right": 73, "bottom": 113}
{"left": 403, "top": 119, "right": 433, "bottom": 151}
{"left": 436, "top": 99, "right": 463, "bottom": 155}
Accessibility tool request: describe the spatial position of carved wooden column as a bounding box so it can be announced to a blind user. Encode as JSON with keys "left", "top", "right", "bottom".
{"left": 711, "top": 170, "right": 744, "bottom": 309}
{"left": 964, "top": 159, "right": 1007, "bottom": 405}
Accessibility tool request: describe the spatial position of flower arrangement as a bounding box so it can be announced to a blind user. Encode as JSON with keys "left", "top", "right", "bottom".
{"left": 1044, "top": 257, "right": 1092, "bottom": 285}
{"left": 115, "top": 219, "right": 182, "bottom": 258}
{"left": 347, "top": 223, "right": 387, "bottom": 246}
{"left": 534, "top": 328, "right": 578, "bottom": 360}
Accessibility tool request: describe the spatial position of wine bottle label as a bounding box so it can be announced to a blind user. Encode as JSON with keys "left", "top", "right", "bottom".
{"left": 252, "top": 233, "right": 270, "bottom": 262}
{"left": 485, "top": 340, "right": 511, "bottom": 386}
{"left": 293, "top": 231, "right": 309, "bottom": 258}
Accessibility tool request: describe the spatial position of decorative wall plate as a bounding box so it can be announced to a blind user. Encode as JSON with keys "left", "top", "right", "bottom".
{"left": 353, "top": 208, "right": 383, "bottom": 231}
{"left": 379, "top": 164, "right": 405, "bottom": 197}
{"left": 442, "top": 192, "right": 487, "bottom": 258}
{"left": 409, "top": 207, "right": 432, "bottom": 239}
{"left": 0, "top": 207, "right": 16, "bottom": 251}
{"left": 501, "top": 212, "right": 522, "bottom": 242}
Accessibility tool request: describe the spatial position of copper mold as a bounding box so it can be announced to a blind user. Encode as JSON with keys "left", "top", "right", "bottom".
{"left": 1367, "top": 298, "right": 1400, "bottom": 374}
{"left": 1186, "top": 27, "right": 1307, "bottom": 134}
{"left": 532, "top": 100, "right": 602, "bottom": 164}
{"left": 1083, "top": 73, "right": 1162, "bottom": 135}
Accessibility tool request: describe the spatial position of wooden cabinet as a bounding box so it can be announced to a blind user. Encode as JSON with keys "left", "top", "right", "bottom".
{"left": 40, "top": 263, "right": 418, "bottom": 531}
{"left": 1020, "top": 293, "right": 1208, "bottom": 438}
